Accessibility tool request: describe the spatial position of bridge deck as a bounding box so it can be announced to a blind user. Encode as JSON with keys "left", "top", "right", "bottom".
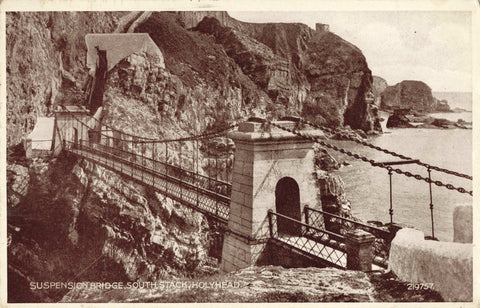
{"left": 273, "top": 235, "right": 347, "bottom": 268}
{"left": 67, "top": 143, "right": 230, "bottom": 222}
{"left": 64, "top": 141, "right": 384, "bottom": 270}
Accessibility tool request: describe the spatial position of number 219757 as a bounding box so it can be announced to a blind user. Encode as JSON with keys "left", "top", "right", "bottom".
{"left": 407, "top": 283, "right": 434, "bottom": 290}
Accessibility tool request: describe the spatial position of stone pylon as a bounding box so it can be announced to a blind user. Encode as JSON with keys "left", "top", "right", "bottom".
{"left": 221, "top": 119, "right": 324, "bottom": 272}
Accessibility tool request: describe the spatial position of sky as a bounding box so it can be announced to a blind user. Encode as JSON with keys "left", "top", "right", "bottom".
{"left": 229, "top": 11, "right": 472, "bottom": 92}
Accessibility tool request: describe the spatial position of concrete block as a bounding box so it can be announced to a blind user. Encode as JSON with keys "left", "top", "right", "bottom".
{"left": 232, "top": 158, "right": 243, "bottom": 168}
{"left": 453, "top": 204, "right": 472, "bottom": 243}
{"left": 254, "top": 151, "right": 273, "bottom": 161}
{"left": 241, "top": 204, "right": 252, "bottom": 218}
{"left": 228, "top": 221, "right": 242, "bottom": 233}
{"left": 230, "top": 190, "right": 245, "bottom": 204}
{"left": 221, "top": 258, "right": 235, "bottom": 272}
{"left": 237, "top": 224, "right": 251, "bottom": 236}
{"left": 389, "top": 228, "right": 473, "bottom": 302}
{"left": 241, "top": 217, "right": 252, "bottom": 227}
{"left": 234, "top": 149, "right": 254, "bottom": 163}
{"left": 235, "top": 182, "right": 253, "bottom": 195}
{"left": 232, "top": 172, "right": 252, "bottom": 186}
{"left": 228, "top": 203, "right": 242, "bottom": 219}
{"left": 242, "top": 162, "right": 254, "bottom": 176}
{"left": 238, "top": 121, "right": 263, "bottom": 132}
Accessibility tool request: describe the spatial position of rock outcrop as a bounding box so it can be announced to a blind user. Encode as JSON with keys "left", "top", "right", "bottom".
{"left": 381, "top": 80, "right": 437, "bottom": 112}
{"left": 7, "top": 154, "right": 218, "bottom": 303}
{"left": 6, "top": 12, "right": 122, "bottom": 147}
{"left": 386, "top": 109, "right": 414, "bottom": 128}
{"left": 7, "top": 11, "right": 381, "bottom": 149}
{"left": 372, "top": 76, "right": 388, "bottom": 106}
{"left": 7, "top": 11, "right": 385, "bottom": 303}
{"left": 60, "top": 266, "right": 375, "bottom": 302}
{"left": 434, "top": 99, "right": 451, "bottom": 112}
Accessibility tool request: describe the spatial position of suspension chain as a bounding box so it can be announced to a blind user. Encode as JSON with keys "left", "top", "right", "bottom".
{"left": 270, "top": 121, "right": 473, "bottom": 196}
{"left": 62, "top": 106, "right": 240, "bottom": 144}
{"left": 300, "top": 119, "right": 472, "bottom": 180}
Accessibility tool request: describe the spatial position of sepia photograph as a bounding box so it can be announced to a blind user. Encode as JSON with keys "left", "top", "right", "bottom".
{"left": 2, "top": 0, "right": 477, "bottom": 305}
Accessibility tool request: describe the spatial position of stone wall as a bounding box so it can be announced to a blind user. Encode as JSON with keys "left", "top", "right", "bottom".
{"left": 453, "top": 204, "right": 472, "bottom": 243}
{"left": 388, "top": 228, "right": 472, "bottom": 301}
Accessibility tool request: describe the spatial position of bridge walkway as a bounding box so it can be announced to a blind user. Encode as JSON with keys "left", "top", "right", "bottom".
{"left": 67, "top": 140, "right": 230, "bottom": 222}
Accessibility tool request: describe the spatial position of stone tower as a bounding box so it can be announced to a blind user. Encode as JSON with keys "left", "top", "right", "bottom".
{"left": 221, "top": 119, "right": 324, "bottom": 272}
{"left": 53, "top": 105, "right": 91, "bottom": 156}
{"left": 316, "top": 23, "right": 330, "bottom": 32}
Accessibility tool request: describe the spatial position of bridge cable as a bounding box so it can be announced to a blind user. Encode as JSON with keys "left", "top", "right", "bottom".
{"left": 299, "top": 118, "right": 472, "bottom": 180}
{"left": 61, "top": 106, "right": 239, "bottom": 144}
{"left": 270, "top": 121, "right": 473, "bottom": 196}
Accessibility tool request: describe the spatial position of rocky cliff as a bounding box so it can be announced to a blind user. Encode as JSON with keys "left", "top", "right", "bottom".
{"left": 8, "top": 153, "right": 221, "bottom": 303}
{"left": 372, "top": 76, "right": 388, "bottom": 106}
{"left": 7, "top": 11, "right": 381, "bottom": 149}
{"left": 380, "top": 80, "right": 446, "bottom": 112}
{"left": 6, "top": 12, "right": 123, "bottom": 147}
{"left": 7, "top": 11, "right": 382, "bottom": 302}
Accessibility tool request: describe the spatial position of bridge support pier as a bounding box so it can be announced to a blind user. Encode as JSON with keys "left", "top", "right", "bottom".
{"left": 345, "top": 229, "right": 375, "bottom": 271}
{"left": 221, "top": 119, "right": 324, "bottom": 272}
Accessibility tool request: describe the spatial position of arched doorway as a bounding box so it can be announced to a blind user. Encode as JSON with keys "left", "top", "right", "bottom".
{"left": 73, "top": 127, "right": 78, "bottom": 147}
{"left": 275, "top": 177, "right": 301, "bottom": 236}
{"left": 65, "top": 127, "right": 78, "bottom": 149}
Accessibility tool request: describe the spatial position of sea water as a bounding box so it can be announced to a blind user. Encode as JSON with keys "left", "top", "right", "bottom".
{"left": 331, "top": 115, "right": 472, "bottom": 242}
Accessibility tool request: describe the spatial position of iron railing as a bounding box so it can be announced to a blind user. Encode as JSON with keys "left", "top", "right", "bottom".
{"left": 67, "top": 140, "right": 230, "bottom": 221}
{"left": 268, "top": 210, "right": 347, "bottom": 269}
{"left": 89, "top": 141, "right": 231, "bottom": 198}
{"left": 304, "top": 206, "right": 392, "bottom": 268}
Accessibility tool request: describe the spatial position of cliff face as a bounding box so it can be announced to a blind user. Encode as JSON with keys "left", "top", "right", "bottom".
{"left": 381, "top": 80, "right": 437, "bottom": 112}
{"left": 8, "top": 154, "right": 218, "bottom": 302}
{"left": 372, "top": 76, "right": 388, "bottom": 106}
{"left": 6, "top": 12, "right": 122, "bottom": 147}
{"left": 193, "top": 14, "right": 378, "bottom": 131}
{"left": 7, "top": 11, "right": 381, "bottom": 302}
{"left": 7, "top": 11, "right": 380, "bottom": 149}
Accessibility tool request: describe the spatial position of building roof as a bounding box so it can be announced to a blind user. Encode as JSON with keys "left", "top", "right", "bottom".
{"left": 26, "top": 117, "right": 55, "bottom": 150}
{"left": 85, "top": 33, "right": 165, "bottom": 72}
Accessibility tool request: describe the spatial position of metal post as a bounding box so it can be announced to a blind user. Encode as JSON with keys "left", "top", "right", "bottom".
{"left": 141, "top": 145, "right": 144, "bottom": 182}
{"left": 215, "top": 153, "right": 218, "bottom": 212}
{"left": 180, "top": 143, "right": 183, "bottom": 199}
{"left": 152, "top": 143, "right": 155, "bottom": 187}
{"left": 304, "top": 205, "right": 309, "bottom": 225}
{"left": 388, "top": 168, "right": 393, "bottom": 224}
{"left": 196, "top": 139, "right": 199, "bottom": 208}
{"left": 428, "top": 167, "right": 435, "bottom": 239}
{"left": 268, "top": 210, "right": 274, "bottom": 238}
{"left": 165, "top": 143, "right": 169, "bottom": 195}
{"left": 215, "top": 153, "right": 218, "bottom": 181}
{"left": 131, "top": 140, "right": 134, "bottom": 178}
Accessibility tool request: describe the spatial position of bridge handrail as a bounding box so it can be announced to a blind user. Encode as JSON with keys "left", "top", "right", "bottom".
{"left": 61, "top": 105, "right": 239, "bottom": 144}
{"left": 73, "top": 142, "right": 231, "bottom": 205}
{"left": 89, "top": 140, "right": 232, "bottom": 187}
{"left": 78, "top": 141, "right": 231, "bottom": 200}
{"left": 70, "top": 141, "right": 230, "bottom": 221}
{"left": 304, "top": 206, "right": 392, "bottom": 240}
{"left": 304, "top": 206, "right": 391, "bottom": 268}
{"left": 72, "top": 140, "right": 232, "bottom": 201}
{"left": 267, "top": 210, "right": 345, "bottom": 242}
{"left": 268, "top": 210, "right": 347, "bottom": 268}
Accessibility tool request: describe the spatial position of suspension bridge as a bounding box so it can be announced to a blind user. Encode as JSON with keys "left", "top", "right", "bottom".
{"left": 48, "top": 102, "right": 472, "bottom": 272}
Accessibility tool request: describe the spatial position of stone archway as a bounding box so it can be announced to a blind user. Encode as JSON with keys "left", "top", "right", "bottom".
{"left": 275, "top": 177, "right": 301, "bottom": 236}
{"left": 65, "top": 127, "right": 78, "bottom": 149}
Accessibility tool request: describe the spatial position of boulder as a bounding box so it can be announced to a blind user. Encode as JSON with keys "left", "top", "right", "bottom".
{"left": 386, "top": 111, "right": 413, "bottom": 128}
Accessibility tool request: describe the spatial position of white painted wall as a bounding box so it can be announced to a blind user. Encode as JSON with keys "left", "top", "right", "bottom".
{"left": 389, "top": 228, "right": 472, "bottom": 301}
